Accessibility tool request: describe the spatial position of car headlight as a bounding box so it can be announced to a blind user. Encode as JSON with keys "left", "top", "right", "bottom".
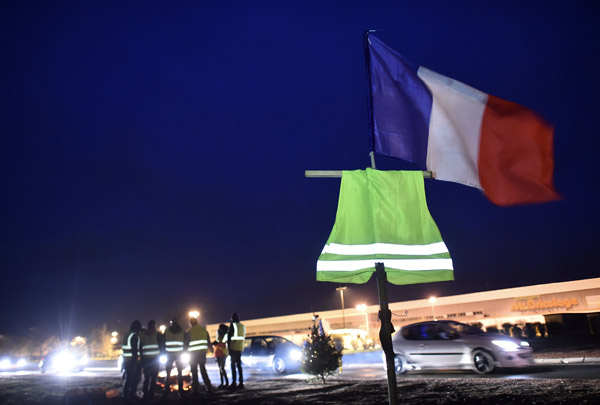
{"left": 16, "top": 358, "right": 27, "bottom": 368}
{"left": 180, "top": 352, "right": 190, "bottom": 364}
{"left": 491, "top": 340, "right": 520, "bottom": 352}
{"left": 159, "top": 354, "right": 167, "bottom": 365}
{"left": 53, "top": 351, "right": 77, "bottom": 371}
{"left": 289, "top": 349, "right": 302, "bottom": 361}
{"left": 520, "top": 341, "right": 530, "bottom": 347}
{"left": 0, "top": 359, "right": 11, "bottom": 370}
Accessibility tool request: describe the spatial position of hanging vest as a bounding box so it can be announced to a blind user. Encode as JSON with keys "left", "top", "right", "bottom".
{"left": 316, "top": 169, "right": 454, "bottom": 285}
{"left": 229, "top": 322, "right": 245, "bottom": 352}
{"left": 122, "top": 332, "right": 137, "bottom": 358}
{"left": 164, "top": 328, "right": 185, "bottom": 353}
{"left": 187, "top": 325, "right": 209, "bottom": 352}
{"left": 139, "top": 330, "right": 160, "bottom": 358}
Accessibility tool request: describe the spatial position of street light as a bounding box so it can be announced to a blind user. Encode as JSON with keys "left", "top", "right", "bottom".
{"left": 110, "top": 331, "right": 118, "bottom": 345}
{"left": 356, "top": 304, "right": 370, "bottom": 336}
{"left": 336, "top": 286, "right": 347, "bottom": 329}
{"left": 189, "top": 310, "right": 200, "bottom": 319}
{"left": 159, "top": 324, "right": 166, "bottom": 334}
{"left": 428, "top": 296, "right": 437, "bottom": 321}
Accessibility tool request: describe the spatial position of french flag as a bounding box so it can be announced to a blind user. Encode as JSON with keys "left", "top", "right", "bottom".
{"left": 367, "top": 34, "right": 560, "bottom": 206}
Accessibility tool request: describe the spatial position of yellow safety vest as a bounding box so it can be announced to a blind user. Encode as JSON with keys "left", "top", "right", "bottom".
{"left": 229, "top": 322, "right": 245, "bottom": 352}
{"left": 139, "top": 330, "right": 160, "bottom": 358}
{"left": 164, "top": 329, "right": 185, "bottom": 353}
{"left": 188, "top": 325, "right": 209, "bottom": 352}
{"left": 122, "top": 332, "right": 137, "bottom": 358}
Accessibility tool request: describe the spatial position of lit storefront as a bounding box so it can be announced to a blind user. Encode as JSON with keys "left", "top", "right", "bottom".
{"left": 207, "top": 278, "right": 600, "bottom": 345}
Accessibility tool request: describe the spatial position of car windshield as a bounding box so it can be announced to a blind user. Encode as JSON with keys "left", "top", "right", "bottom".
{"left": 264, "top": 337, "right": 289, "bottom": 348}
{"left": 446, "top": 322, "right": 483, "bottom": 335}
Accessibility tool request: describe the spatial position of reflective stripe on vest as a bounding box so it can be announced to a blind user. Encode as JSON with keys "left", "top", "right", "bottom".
{"left": 165, "top": 341, "right": 184, "bottom": 352}
{"left": 142, "top": 344, "right": 160, "bottom": 356}
{"left": 231, "top": 323, "right": 245, "bottom": 340}
{"left": 189, "top": 339, "right": 208, "bottom": 351}
{"left": 122, "top": 332, "right": 136, "bottom": 358}
{"left": 188, "top": 325, "right": 209, "bottom": 351}
{"left": 229, "top": 322, "right": 245, "bottom": 351}
{"left": 140, "top": 331, "right": 160, "bottom": 357}
{"left": 165, "top": 330, "right": 185, "bottom": 352}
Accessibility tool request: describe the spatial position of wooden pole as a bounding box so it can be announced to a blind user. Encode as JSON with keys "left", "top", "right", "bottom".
{"left": 376, "top": 262, "right": 398, "bottom": 405}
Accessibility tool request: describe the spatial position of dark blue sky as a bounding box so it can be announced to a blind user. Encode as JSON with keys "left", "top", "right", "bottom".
{"left": 1, "top": 1, "right": 599, "bottom": 337}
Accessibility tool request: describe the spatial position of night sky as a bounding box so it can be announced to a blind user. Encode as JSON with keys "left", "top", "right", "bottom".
{"left": 2, "top": 1, "right": 599, "bottom": 338}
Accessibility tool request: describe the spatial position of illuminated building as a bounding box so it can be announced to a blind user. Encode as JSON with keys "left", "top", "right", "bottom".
{"left": 207, "top": 278, "right": 600, "bottom": 346}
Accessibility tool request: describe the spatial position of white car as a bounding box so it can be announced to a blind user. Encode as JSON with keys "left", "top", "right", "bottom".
{"left": 387, "top": 320, "right": 533, "bottom": 374}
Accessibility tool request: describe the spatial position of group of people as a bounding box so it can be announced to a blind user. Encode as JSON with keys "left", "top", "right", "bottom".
{"left": 120, "top": 312, "right": 246, "bottom": 401}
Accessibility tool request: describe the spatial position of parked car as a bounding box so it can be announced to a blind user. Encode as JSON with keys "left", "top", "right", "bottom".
{"left": 387, "top": 320, "right": 533, "bottom": 374}
{"left": 241, "top": 336, "right": 302, "bottom": 374}
{"left": 39, "top": 349, "right": 88, "bottom": 373}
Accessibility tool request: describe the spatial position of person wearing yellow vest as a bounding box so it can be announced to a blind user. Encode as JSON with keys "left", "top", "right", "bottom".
{"left": 187, "top": 317, "right": 214, "bottom": 393}
{"left": 139, "top": 320, "right": 161, "bottom": 400}
{"left": 164, "top": 318, "right": 185, "bottom": 396}
{"left": 121, "top": 320, "right": 142, "bottom": 400}
{"left": 227, "top": 312, "right": 246, "bottom": 389}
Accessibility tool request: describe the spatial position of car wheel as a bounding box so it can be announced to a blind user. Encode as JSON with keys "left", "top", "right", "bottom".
{"left": 472, "top": 349, "right": 495, "bottom": 374}
{"left": 394, "top": 355, "right": 407, "bottom": 374}
{"left": 272, "top": 356, "right": 286, "bottom": 374}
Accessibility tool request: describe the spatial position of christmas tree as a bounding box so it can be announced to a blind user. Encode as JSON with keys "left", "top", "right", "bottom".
{"left": 301, "top": 315, "right": 342, "bottom": 383}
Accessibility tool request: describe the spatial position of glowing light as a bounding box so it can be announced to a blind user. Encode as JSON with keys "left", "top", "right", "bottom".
{"left": 110, "top": 336, "right": 118, "bottom": 344}
{"left": 356, "top": 304, "right": 370, "bottom": 336}
{"left": 290, "top": 349, "right": 302, "bottom": 361}
{"left": 54, "top": 351, "right": 77, "bottom": 372}
{"left": 336, "top": 286, "right": 347, "bottom": 329}
{"left": 159, "top": 325, "right": 166, "bottom": 334}
{"left": 111, "top": 331, "right": 118, "bottom": 337}
{"left": 159, "top": 354, "right": 167, "bottom": 365}
{"left": 189, "top": 310, "right": 200, "bottom": 319}
{"left": 492, "top": 340, "right": 520, "bottom": 352}
{"left": 16, "top": 358, "right": 27, "bottom": 367}
{"left": 0, "top": 359, "right": 11, "bottom": 369}
{"left": 427, "top": 296, "right": 437, "bottom": 321}
{"left": 180, "top": 352, "right": 190, "bottom": 364}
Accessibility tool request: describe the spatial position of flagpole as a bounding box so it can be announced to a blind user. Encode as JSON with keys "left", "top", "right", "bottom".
{"left": 376, "top": 262, "right": 398, "bottom": 405}
{"left": 366, "top": 31, "right": 398, "bottom": 402}
{"left": 364, "top": 30, "right": 377, "bottom": 166}
{"left": 305, "top": 31, "right": 400, "bottom": 405}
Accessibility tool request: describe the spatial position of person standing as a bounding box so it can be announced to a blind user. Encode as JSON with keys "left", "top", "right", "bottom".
{"left": 227, "top": 312, "right": 246, "bottom": 389}
{"left": 164, "top": 318, "right": 185, "bottom": 396}
{"left": 139, "top": 320, "right": 161, "bottom": 400}
{"left": 187, "top": 317, "right": 214, "bottom": 393}
{"left": 121, "top": 320, "right": 142, "bottom": 400}
{"left": 212, "top": 324, "right": 229, "bottom": 388}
